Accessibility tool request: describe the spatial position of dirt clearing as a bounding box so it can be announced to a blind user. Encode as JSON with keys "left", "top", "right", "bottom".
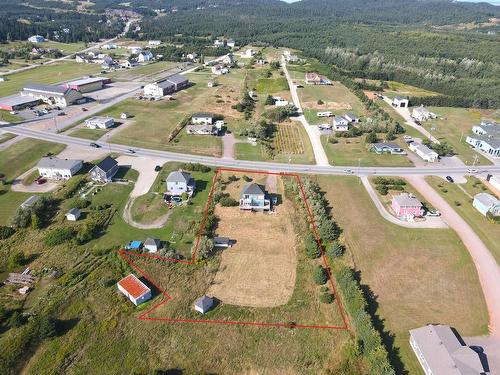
{"left": 208, "top": 201, "right": 298, "bottom": 308}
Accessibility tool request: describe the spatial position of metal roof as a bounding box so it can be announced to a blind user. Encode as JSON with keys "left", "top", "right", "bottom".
{"left": 0, "top": 95, "right": 39, "bottom": 107}
{"left": 194, "top": 295, "right": 213, "bottom": 310}
{"left": 23, "top": 83, "right": 70, "bottom": 96}
{"left": 241, "top": 183, "right": 266, "bottom": 196}
{"left": 167, "top": 170, "right": 192, "bottom": 184}
{"left": 65, "top": 77, "right": 107, "bottom": 86}
{"left": 118, "top": 274, "right": 150, "bottom": 299}
{"left": 95, "top": 156, "right": 118, "bottom": 172}
{"left": 392, "top": 193, "right": 422, "bottom": 207}
{"left": 474, "top": 193, "right": 500, "bottom": 207}
{"left": 167, "top": 74, "right": 188, "bottom": 85}
{"left": 38, "top": 157, "right": 82, "bottom": 170}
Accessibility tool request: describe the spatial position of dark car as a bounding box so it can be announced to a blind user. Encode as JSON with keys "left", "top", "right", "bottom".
{"left": 35, "top": 178, "right": 47, "bottom": 185}
{"left": 446, "top": 176, "right": 454, "bottom": 183}
{"left": 154, "top": 165, "right": 161, "bottom": 172}
{"left": 57, "top": 112, "right": 66, "bottom": 116}
{"left": 89, "top": 142, "right": 100, "bottom": 148}
{"left": 82, "top": 107, "right": 88, "bottom": 112}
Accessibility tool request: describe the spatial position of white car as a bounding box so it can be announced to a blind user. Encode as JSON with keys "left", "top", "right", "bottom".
{"left": 467, "top": 168, "right": 478, "bottom": 174}
{"left": 426, "top": 211, "right": 441, "bottom": 217}
{"left": 343, "top": 169, "right": 354, "bottom": 174}
{"left": 403, "top": 135, "right": 412, "bottom": 140}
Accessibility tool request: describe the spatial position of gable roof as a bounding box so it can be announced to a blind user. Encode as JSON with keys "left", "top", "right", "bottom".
{"left": 242, "top": 183, "right": 266, "bottom": 196}
{"left": 144, "top": 238, "right": 161, "bottom": 247}
{"left": 372, "top": 142, "right": 402, "bottom": 150}
{"left": 392, "top": 193, "right": 422, "bottom": 207}
{"left": 167, "top": 74, "right": 188, "bottom": 85}
{"left": 38, "top": 157, "right": 82, "bottom": 170}
{"left": 23, "top": 83, "right": 72, "bottom": 96}
{"left": 394, "top": 95, "right": 408, "bottom": 101}
{"left": 167, "top": 170, "right": 192, "bottom": 184}
{"left": 95, "top": 156, "right": 117, "bottom": 172}
{"left": 66, "top": 208, "right": 81, "bottom": 216}
{"left": 192, "top": 112, "right": 213, "bottom": 118}
{"left": 474, "top": 192, "right": 500, "bottom": 207}
{"left": 118, "top": 274, "right": 150, "bottom": 299}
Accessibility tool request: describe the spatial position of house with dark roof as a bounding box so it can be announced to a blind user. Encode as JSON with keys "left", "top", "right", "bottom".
{"left": 89, "top": 156, "right": 119, "bottom": 183}
{"left": 240, "top": 183, "right": 270, "bottom": 211}
{"left": 166, "top": 170, "right": 195, "bottom": 197}
{"left": 66, "top": 208, "right": 81, "bottom": 221}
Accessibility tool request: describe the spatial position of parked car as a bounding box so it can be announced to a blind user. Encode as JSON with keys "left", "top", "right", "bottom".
{"left": 35, "top": 178, "right": 47, "bottom": 185}
{"left": 9, "top": 110, "right": 18, "bottom": 115}
{"left": 89, "top": 142, "right": 100, "bottom": 148}
{"left": 57, "top": 112, "right": 66, "bottom": 116}
{"left": 445, "top": 176, "right": 454, "bottom": 183}
{"left": 467, "top": 168, "right": 478, "bottom": 174}
{"left": 154, "top": 165, "right": 161, "bottom": 172}
{"left": 81, "top": 107, "right": 88, "bottom": 112}
{"left": 343, "top": 169, "right": 354, "bottom": 174}
{"left": 426, "top": 211, "right": 441, "bottom": 217}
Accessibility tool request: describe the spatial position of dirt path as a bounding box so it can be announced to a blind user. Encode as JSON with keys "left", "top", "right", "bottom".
{"left": 406, "top": 175, "right": 500, "bottom": 337}
{"left": 222, "top": 133, "right": 236, "bottom": 159}
{"left": 122, "top": 197, "right": 172, "bottom": 229}
{"left": 360, "top": 176, "right": 448, "bottom": 228}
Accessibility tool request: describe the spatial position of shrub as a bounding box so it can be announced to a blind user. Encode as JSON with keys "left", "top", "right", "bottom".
{"left": 44, "top": 228, "right": 76, "bottom": 246}
{"left": 318, "top": 220, "right": 341, "bottom": 242}
{"left": 11, "top": 208, "right": 32, "bottom": 228}
{"left": 328, "top": 138, "right": 339, "bottom": 144}
{"left": 180, "top": 163, "right": 211, "bottom": 173}
{"left": 219, "top": 196, "right": 238, "bottom": 207}
{"left": 317, "top": 99, "right": 324, "bottom": 105}
{"left": 313, "top": 265, "right": 328, "bottom": 285}
{"left": 327, "top": 241, "right": 345, "bottom": 258}
{"left": 34, "top": 315, "right": 57, "bottom": 340}
{"left": 31, "top": 213, "right": 41, "bottom": 229}
{"left": 0, "top": 225, "right": 15, "bottom": 240}
{"left": 320, "top": 292, "right": 334, "bottom": 304}
{"left": 454, "top": 200, "right": 461, "bottom": 206}
{"left": 305, "top": 232, "right": 321, "bottom": 259}
{"left": 192, "top": 236, "right": 214, "bottom": 260}
{"left": 376, "top": 185, "right": 389, "bottom": 195}
{"left": 181, "top": 192, "right": 188, "bottom": 201}
{"left": 242, "top": 175, "right": 252, "bottom": 182}
{"left": 8, "top": 251, "right": 27, "bottom": 270}
{"left": 69, "top": 198, "right": 91, "bottom": 209}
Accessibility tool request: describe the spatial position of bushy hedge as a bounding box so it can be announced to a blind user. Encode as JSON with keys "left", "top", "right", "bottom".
{"left": 180, "top": 163, "right": 211, "bottom": 173}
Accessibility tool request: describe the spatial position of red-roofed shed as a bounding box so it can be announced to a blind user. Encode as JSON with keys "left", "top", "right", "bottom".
{"left": 117, "top": 274, "right": 152, "bottom": 306}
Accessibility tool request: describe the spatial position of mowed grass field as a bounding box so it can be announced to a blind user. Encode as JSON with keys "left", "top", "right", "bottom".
{"left": 0, "top": 138, "right": 65, "bottom": 225}
{"left": 317, "top": 176, "right": 488, "bottom": 374}
{"left": 0, "top": 61, "right": 102, "bottom": 97}
{"left": 321, "top": 135, "right": 413, "bottom": 167}
{"left": 421, "top": 107, "right": 498, "bottom": 166}
{"left": 107, "top": 61, "right": 179, "bottom": 82}
{"left": 426, "top": 176, "right": 500, "bottom": 264}
{"left": 380, "top": 81, "right": 440, "bottom": 99}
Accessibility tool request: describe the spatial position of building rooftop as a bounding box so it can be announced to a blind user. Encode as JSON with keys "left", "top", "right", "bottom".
{"left": 372, "top": 142, "right": 402, "bottom": 150}
{"left": 410, "top": 324, "right": 485, "bottom": 374}
{"left": 192, "top": 112, "right": 213, "bottom": 118}
{"left": 144, "top": 238, "right": 161, "bottom": 247}
{"left": 38, "top": 157, "right": 82, "bottom": 170}
{"left": 21, "top": 195, "right": 40, "bottom": 209}
{"left": 468, "top": 133, "right": 500, "bottom": 149}
{"left": 167, "top": 170, "right": 193, "bottom": 184}
{"left": 0, "top": 95, "right": 40, "bottom": 107}
{"left": 392, "top": 193, "right": 422, "bottom": 207}
{"left": 413, "top": 142, "right": 439, "bottom": 157}
{"left": 241, "top": 183, "right": 266, "bottom": 196}
{"left": 394, "top": 95, "right": 408, "bottom": 101}
{"left": 194, "top": 295, "right": 213, "bottom": 310}
{"left": 155, "top": 80, "right": 175, "bottom": 90}
{"left": 167, "top": 74, "right": 188, "bottom": 85}
{"left": 474, "top": 192, "right": 500, "bottom": 207}
{"left": 23, "top": 83, "right": 70, "bottom": 96}
{"left": 118, "top": 274, "right": 150, "bottom": 299}
{"left": 67, "top": 208, "right": 81, "bottom": 216}
{"left": 95, "top": 156, "right": 118, "bottom": 172}
{"left": 66, "top": 77, "right": 108, "bottom": 86}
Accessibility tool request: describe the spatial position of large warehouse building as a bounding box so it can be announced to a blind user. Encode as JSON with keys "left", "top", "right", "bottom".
{"left": 143, "top": 74, "right": 189, "bottom": 97}
{"left": 0, "top": 95, "right": 41, "bottom": 111}
{"left": 64, "top": 77, "right": 112, "bottom": 93}
{"left": 21, "top": 83, "right": 84, "bottom": 107}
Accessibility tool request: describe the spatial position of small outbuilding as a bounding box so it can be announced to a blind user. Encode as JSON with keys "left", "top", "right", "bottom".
{"left": 117, "top": 274, "right": 152, "bottom": 306}
{"left": 213, "top": 236, "right": 231, "bottom": 248}
{"left": 144, "top": 238, "right": 162, "bottom": 253}
{"left": 392, "top": 96, "right": 409, "bottom": 108}
{"left": 194, "top": 295, "right": 214, "bottom": 314}
{"left": 66, "top": 208, "right": 81, "bottom": 221}
{"left": 127, "top": 240, "right": 143, "bottom": 250}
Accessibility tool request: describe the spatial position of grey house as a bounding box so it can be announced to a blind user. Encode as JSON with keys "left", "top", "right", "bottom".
{"left": 239, "top": 183, "right": 270, "bottom": 211}
{"left": 166, "top": 170, "right": 195, "bottom": 197}
{"left": 89, "top": 156, "right": 119, "bottom": 183}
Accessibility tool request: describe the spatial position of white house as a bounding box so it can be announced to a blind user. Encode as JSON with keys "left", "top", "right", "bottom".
{"left": 465, "top": 121, "right": 500, "bottom": 157}
{"left": 211, "top": 64, "right": 228, "bottom": 75}
{"left": 244, "top": 48, "right": 255, "bottom": 58}
{"left": 194, "top": 295, "right": 214, "bottom": 314}
{"left": 226, "top": 39, "right": 236, "bottom": 48}
{"left": 85, "top": 116, "right": 114, "bottom": 129}
{"left": 186, "top": 53, "right": 198, "bottom": 61}
{"left": 148, "top": 40, "right": 161, "bottom": 46}
{"left": 37, "top": 157, "right": 83, "bottom": 180}
{"left": 127, "top": 46, "right": 142, "bottom": 54}
{"left": 66, "top": 208, "right": 81, "bottom": 221}
{"left": 472, "top": 193, "right": 500, "bottom": 217}
{"left": 488, "top": 175, "right": 500, "bottom": 191}
{"left": 412, "top": 105, "right": 436, "bottom": 122}
{"left": 101, "top": 43, "right": 117, "bottom": 50}
{"left": 192, "top": 113, "right": 213, "bottom": 125}
{"left": 186, "top": 124, "right": 218, "bottom": 135}
{"left": 392, "top": 96, "right": 409, "bottom": 108}
{"left": 121, "top": 112, "right": 131, "bottom": 119}
{"left": 409, "top": 325, "right": 486, "bottom": 375}
{"left": 28, "top": 35, "right": 45, "bottom": 43}
{"left": 333, "top": 116, "right": 349, "bottom": 131}
{"left": 117, "top": 274, "right": 152, "bottom": 306}
{"left": 275, "top": 99, "right": 289, "bottom": 107}
{"left": 408, "top": 142, "right": 439, "bottom": 162}
{"left": 166, "top": 170, "right": 195, "bottom": 197}
{"left": 138, "top": 51, "right": 154, "bottom": 62}
{"left": 222, "top": 53, "right": 234, "bottom": 65}
{"left": 144, "top": 238, "right": 162, "bottom": 253}
{"left": 213, "top": 39, "right": 224, "bottom": 48}
{"left": 344, "top": 113, "right": 360, "bottom": 123}
{"left": 121, "top": 59, "right": 139, "bottom": 68}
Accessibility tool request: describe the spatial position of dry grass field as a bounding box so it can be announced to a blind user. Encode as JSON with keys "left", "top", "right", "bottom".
{"left": 209, "top": 203, "right": 297, "bottom": 307}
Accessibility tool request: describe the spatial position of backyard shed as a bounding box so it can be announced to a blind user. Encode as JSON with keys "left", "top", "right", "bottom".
{"left": 194, "top": 295, "right": 214, "bottom": 314}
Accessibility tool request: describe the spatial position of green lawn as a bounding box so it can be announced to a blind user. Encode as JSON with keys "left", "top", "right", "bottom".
{"left": 0, "top": 138, "right": 65, "bottom": 182}
{"left": 318, "top": 176, "right": 489, "bottom": 374}
{"left": 0, "top": 190, "right": 33, "bottom": 226}
{"left": 107, "top": 61, "right": 179, "bottom": 81}
{"left": 234, "top": 142, "right": 266, "bottom": 161}
{"left": 68, "top": 128, "right": 109, "bottom": 141}
{"left": 0, "top": 61, "right": 103, "bottom": 97}
{"left": 0, "top": 111, "right": 23, "bottom": 123}
{"left": 321, "top": 135, "right": 414, "bottom": 167}
{"left": 426, "top": 176, "right": 500, "bottom": 264}
{"left": 381, "top": 81, "right": 440, "bottom": 99}
{"left": 420, "top": 107, "right": 498, "bottom": 166}
{"left": 255, "top": 77, "right": 289, "bottom": 93}
{"left": 0, "top": 132, "right": 16, "bottom": 144}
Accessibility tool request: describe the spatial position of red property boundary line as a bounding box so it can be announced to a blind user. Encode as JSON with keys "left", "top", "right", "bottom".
{"left": 118, "top": 167, "right": 349, "bottom": 330}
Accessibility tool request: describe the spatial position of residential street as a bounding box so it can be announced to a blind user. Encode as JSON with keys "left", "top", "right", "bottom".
{"left": 281, "top": 57, "right": 329, "bottom": 166}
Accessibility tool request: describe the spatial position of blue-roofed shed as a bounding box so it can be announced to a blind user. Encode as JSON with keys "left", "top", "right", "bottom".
{"left": 128, "top": 240, "right": 142, "bottom": 250}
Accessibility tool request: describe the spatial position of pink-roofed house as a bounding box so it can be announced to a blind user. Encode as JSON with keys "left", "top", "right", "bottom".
{"left": 391, "top": 193, "right": 424, "bottom": 219}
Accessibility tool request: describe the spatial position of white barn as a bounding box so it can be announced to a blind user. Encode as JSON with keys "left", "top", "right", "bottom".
{"left": 37, "top": 157, "right": 83, "bottom": 180}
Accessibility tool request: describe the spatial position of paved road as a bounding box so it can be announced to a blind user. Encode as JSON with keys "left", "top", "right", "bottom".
{"left": 281, "top": 57, "right": 329, "bottom": 166}
{"left": 360, "top": 176, "right": 447, "bottom": 228}
{"left": 382, "top": 97, "right": 439, "bottom": 143}
{"left": 407, "top": 175, "right": 500, "bottom": 337}
{"left": 3, "top": 126, "right": 500, "bottom": 177}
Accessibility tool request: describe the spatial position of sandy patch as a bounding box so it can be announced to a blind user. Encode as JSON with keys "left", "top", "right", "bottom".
{"left": 302, "top": 101, "right": 352, "bottom": 110}
{"left": 208, "top": 201, "right": 297, "bottom": 308}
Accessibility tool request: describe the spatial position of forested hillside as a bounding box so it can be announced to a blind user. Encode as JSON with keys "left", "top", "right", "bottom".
{"left": 132, "top": 0, "right": 500, "bottom": 108}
